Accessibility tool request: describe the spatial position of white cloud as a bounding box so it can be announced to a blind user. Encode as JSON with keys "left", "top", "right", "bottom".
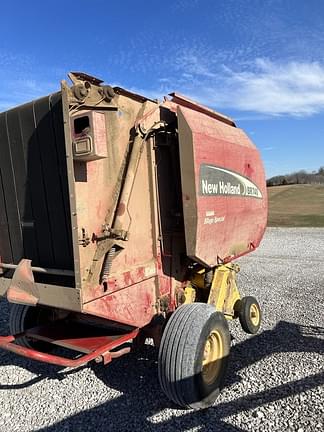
{"left": 222, "top": 59, "right": 324, "bottom": 115}
{"left": 133, "top": 52, "right": 324, "bottom": 117}
{"left": 2, "top": 54, "right": 324, "bottom": 118}
{"left": 175, "top": 58, "right": 324, "bottom": 116}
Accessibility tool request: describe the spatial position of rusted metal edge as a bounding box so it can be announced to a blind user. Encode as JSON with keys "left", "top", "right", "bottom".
{"left": 169, "top": 92, "right": 236, "bottom": 127}
{"left": 69, "top": 71, "right": 104, "bottom": 86}
{"left": 113, "top": 87, "right": 157, "bottom": 104}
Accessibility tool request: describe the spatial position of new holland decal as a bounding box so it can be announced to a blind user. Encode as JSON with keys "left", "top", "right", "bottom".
{"left": 200, "top": 164, "right": 262, "bottom": 199}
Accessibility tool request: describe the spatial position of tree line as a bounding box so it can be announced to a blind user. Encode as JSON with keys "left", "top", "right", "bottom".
{"left": 267, "top": 167, "right": 324, "bottom": 186}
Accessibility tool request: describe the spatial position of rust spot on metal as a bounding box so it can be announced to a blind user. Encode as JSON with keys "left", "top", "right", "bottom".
{"left": 244, "top": 162, "right": 254, "bottom": 178}
{"left": 170, "top": 92, "right": 236, "bottom": 126}
{"left": 116, "top": 202, "right": 126, "bottom": 216}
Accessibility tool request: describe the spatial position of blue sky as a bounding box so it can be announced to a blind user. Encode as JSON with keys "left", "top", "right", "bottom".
{"left": 1, "top": 0, "right": 323, "bottom": 178}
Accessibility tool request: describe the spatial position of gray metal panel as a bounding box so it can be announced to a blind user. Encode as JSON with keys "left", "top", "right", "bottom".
{"left": 0, "top": 277, "right": 81, "bottom": 311}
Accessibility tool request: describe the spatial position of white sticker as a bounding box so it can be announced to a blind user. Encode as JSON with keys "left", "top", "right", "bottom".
{"left": 204, "top": 215, "right": 225, "bottom": 225}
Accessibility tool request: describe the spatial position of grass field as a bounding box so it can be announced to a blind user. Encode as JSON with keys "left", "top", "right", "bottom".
{"left": 267, "top": 184, "right": 324, "bottom": 227}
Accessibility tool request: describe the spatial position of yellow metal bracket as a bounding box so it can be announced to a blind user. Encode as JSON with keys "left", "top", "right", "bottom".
{"left": 183, "top": 284, "right": 196, "bottom": 304}
{"left": 207, "top": 263, "right": 241, "bottom": 319}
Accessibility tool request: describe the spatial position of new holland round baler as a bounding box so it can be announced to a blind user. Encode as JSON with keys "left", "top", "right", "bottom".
{"left": 0, "top": 72, "right": 267, "bottom": 408}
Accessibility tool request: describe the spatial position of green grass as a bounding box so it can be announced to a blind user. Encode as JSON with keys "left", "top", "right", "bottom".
{"left": 267, "top": 184, "right": 324, "bottom": 227}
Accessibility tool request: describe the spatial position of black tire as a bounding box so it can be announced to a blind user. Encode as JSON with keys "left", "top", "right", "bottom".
{"left": 158, "top": 303, "right": 231, "bottom": 409}
{"left": 9, "top": 303, "right": 55, "bottom": 350}
{"left": 236, "top": 296, "right": 261, "bottom": 334}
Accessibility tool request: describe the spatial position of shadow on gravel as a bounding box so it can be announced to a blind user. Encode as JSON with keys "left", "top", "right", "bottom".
{"left": 0, "top": 345, "right": 88, "bottom": 390}
{"left": 0, "top": 300, "right": 87, "bottom": 389}
{"left": 0, "top": 290, "right": 323, "bottom": 431}
{"left": 1, "top": 320, "right": 319, "bottom": 432}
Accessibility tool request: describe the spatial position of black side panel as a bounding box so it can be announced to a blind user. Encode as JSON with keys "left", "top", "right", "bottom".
{"left": 0, "top": 93, "right": 73, "bottom": 270}
{"left": 0, "top": 166, "right": 13, "bottom": 262}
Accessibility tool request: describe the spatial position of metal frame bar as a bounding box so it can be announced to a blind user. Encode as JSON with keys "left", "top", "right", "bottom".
{"left": 0, "top": 262, "right": 74, "bottom": 277}
{"left": 0, "top": 328, "right": 138, "bottom": 367}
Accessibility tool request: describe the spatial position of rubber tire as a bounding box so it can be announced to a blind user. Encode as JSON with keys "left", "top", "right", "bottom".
{"left": 9, "top": 303, "right": 54, "bottom": 350}
{"left": 158, "top": 303, "right": 231, "bottom": 409}
{"left": 236, "top": 296, "right": 261, "bottom": 334}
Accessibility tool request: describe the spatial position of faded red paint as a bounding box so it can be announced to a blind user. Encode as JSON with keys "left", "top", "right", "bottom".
{"left": 244, "top": 162, "right": 255, "bottom": 178}
{"left": 86, "top": 160, "right": 99, "bottom": 176}
{"left": 136, "top": 266, "right": 145, "bottom": 279}
{"left": 0, "top": 329, "right": 138, "bottom": 367}
{"left": 123, "top": 271, "right": 132, "bottom": 286}
{"left": 7, "top": 285, "right": 38, "bottom": 305}
{"left": 157, "top": 275, "right": 171, "bottom": 298}
{"left": 83, "top": 263, "right": 157, "bottom": 304}
{"left": 7, "top": 259, "right": 39, "bottom": 306}
{"left": 177, "top": 105, "right": 267, "bottom": 267}
{"left": 83, "top": 278, "right": 156, "bottom": 328}
{"left": 156, "top": 254, "right": 162, "bottom": 271}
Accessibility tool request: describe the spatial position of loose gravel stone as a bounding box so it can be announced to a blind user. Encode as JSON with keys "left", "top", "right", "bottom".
{"left": 0, "top": 228, "right": 323, "bottom": 431}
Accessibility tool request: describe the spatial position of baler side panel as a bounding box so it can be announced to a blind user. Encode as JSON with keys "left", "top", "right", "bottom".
{"left": 71, "top": 97, "right": 157, "bottom": 294}
{"left": 178, "top": 106, "right": 267, "bottom": 267}
{"left": 67, "top": 93, "right": 160, "bottom": 327}
{"left": 0, "top": 111, "right": 25, "bottom": 263}
{"left": 72, "top": 106, "right": 132, "bottom": 293}
{"left": 0, "top": 94, "right": 73, "bottom": 271}
{"left": 83, "top": 278, "right": 156, "bottom": 328}
{"left": 107, "top": 132, "right": 157, "bottom": 275}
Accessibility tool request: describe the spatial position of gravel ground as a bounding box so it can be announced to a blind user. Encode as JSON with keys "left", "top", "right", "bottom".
{"left": 0, "top": 228, "right": 323, "bottom": 431}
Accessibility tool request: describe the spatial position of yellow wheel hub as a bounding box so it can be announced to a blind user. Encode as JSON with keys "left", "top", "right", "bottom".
{"left": 249, "top": 303, "right": 260, "bottom": 326}
{"left": 202, "top": 330, "right": 223, "bottom": 385}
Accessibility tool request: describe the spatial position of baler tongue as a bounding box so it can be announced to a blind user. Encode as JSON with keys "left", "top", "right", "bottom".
{"left": 0, "top": 318, "right": 138, "bottom": 367}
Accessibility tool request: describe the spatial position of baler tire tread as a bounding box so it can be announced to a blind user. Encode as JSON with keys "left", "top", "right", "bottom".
{"left": 9, "top": 303, "right": 33, "bottom": 348}
{"left": 168, "top": 304, "right": 201, "bottom": 406}
{"left": 9, "top": 303, "right": 54, "bottom": 351}
{"left": 158, "top": 303, "right": 230, "bottom": 409}
{"left": 159, "top": 303, "right": 199, "bottom": 405}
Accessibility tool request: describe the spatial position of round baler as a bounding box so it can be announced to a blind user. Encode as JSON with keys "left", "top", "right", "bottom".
{"left": 0, "top": 72, "right": 267, "bottom": 408}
